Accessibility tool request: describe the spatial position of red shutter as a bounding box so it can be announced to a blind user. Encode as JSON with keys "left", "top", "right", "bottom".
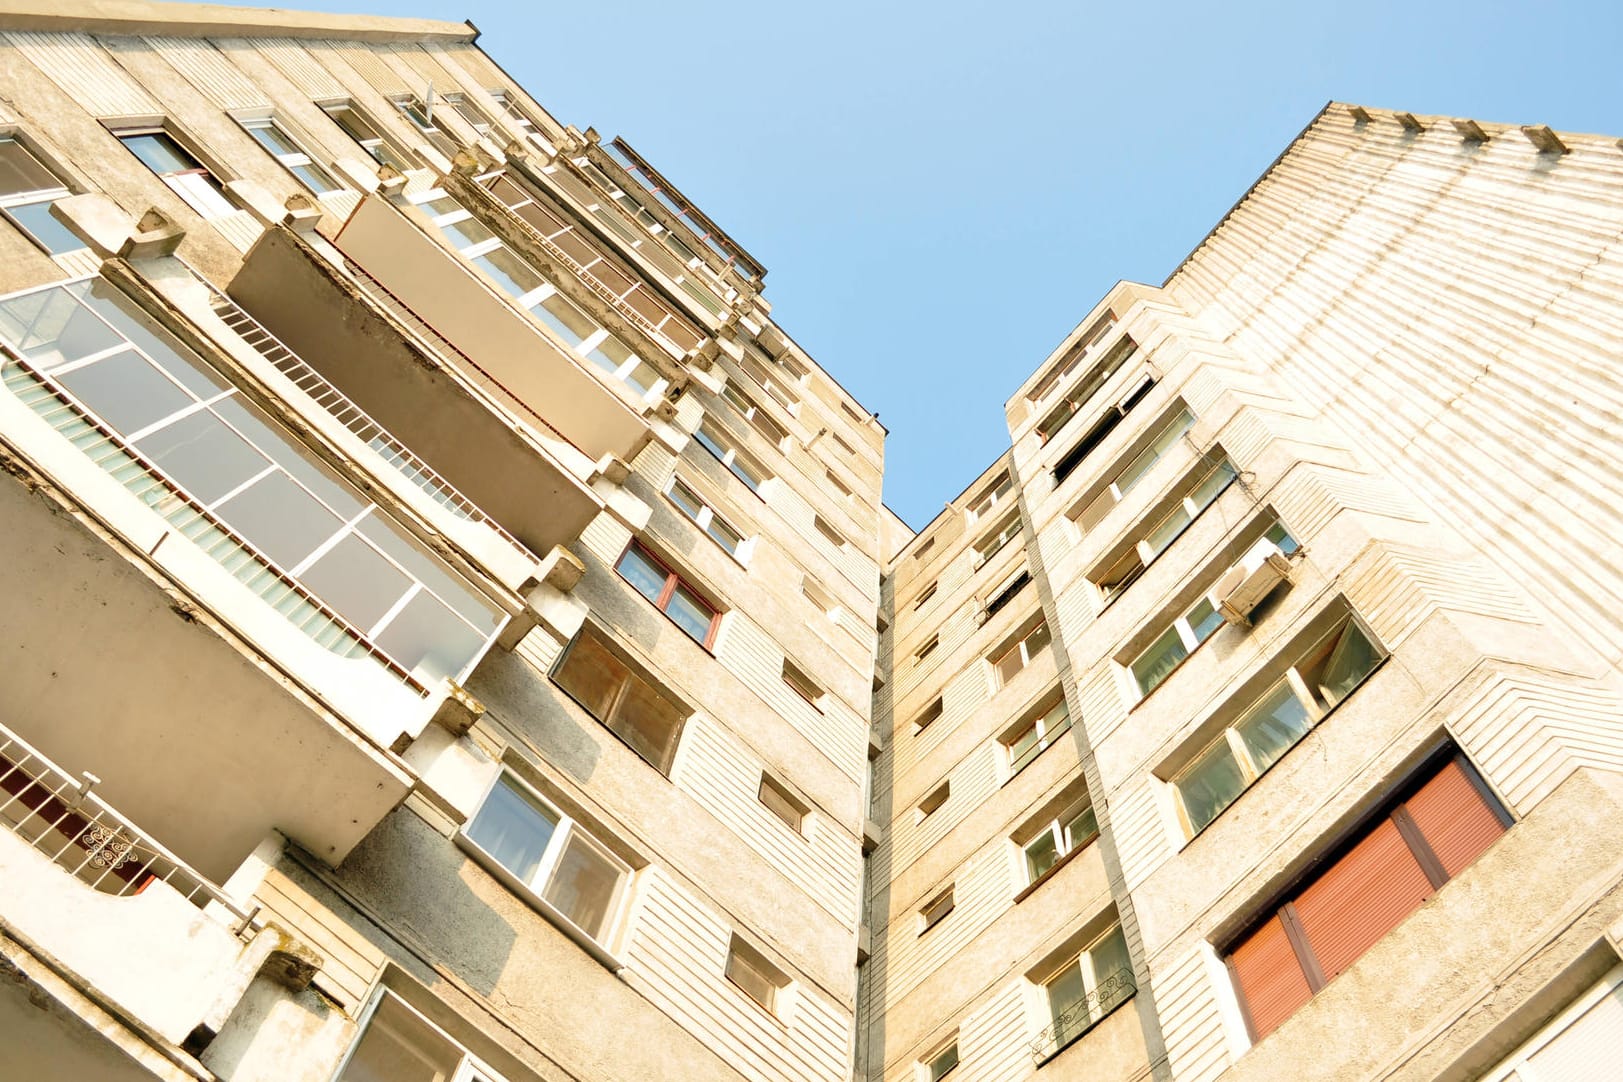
{"left": 1402, "top": 759, "right": 1506, "bottom": 878}
{"left": 1229, "top": 915, "right": 1313, "bottom": 1039}
{"left": 1293, "top": 818, "right": 1434, "bottom": 981}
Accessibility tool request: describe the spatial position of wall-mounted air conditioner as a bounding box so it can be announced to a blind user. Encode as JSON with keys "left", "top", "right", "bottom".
{"left": 1215, "top": 537, "right": 1296, "bottom": 626}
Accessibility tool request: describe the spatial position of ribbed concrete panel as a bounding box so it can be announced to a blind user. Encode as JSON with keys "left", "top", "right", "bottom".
{"left": 1152, "top": 946, "right": 1231, "bottom": 1082}
{"left": 6, "top": 30, "right": 158, "bottom": 115}
{"left": 244, "top": 36, "right": 346, "bottom": 98}
{"left": 144, "top": 37, "right": 266, "bottom": 109}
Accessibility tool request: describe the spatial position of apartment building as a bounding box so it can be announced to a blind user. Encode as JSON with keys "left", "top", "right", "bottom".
{"left": 3, "top": 3, "right": 1623, "bottom": 1082}
{"left": 862, "top": 107, "right": 1623, "bottom": 1082}
{"left": 0, "top": 2, "right": 887, "bottom": 1079}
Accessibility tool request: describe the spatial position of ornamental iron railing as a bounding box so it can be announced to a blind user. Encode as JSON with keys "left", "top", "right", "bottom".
{"left": 0, "top": 721, "right": 253, "bottom": 928}
{"left": 1030, "top": 968, "right": 1136, "bottom": 1066}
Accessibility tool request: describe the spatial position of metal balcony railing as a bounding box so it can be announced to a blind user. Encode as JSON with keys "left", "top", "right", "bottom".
{"left": 0, "top": 722, "right": 253, "bottom": 927}
{"left": 0, "top": 349, "right": 424, "bottom": 695}
{"left": 1030, "top": 969, "right": 1137, "bottom": 1066}
{"left": 191, "top": 270, "right": 534, "bottom": 564}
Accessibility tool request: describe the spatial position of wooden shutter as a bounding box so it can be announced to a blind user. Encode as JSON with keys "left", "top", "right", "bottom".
{"left": 1229, "top": 915, "right": 1314, "bottom": 1039}
{"left": 1403, "top": 758, "right": 1507, "bottom": 878}
{"left": 1293, "top": 818, "right": 1434, "bottom": 981}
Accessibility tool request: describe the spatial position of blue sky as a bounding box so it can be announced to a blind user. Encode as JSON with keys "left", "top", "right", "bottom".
{"left": 266, "top": 0, "right": 1623, "bottom": 529}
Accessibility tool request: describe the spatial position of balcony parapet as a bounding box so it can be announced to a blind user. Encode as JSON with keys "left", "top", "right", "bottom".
{"left": 1029, "top": 968, "right": 1137, "bottom": 1066}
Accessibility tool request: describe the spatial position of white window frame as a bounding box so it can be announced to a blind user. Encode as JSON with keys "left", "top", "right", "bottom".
{"left": 1020, "top": 801, "right": 1099, "bottom": 888}
{"left": 114, "top": 125, "right": 236, "bottom": 220}
{"left": 724, "top": 934, "right": 793, "bottom": 1019}
{"left": 1094, "top": 456, "right": 1239, "bottom": 600}
{"left": 918, "top": 884, "right": 955, "bottom": 933}
{"left": 722, "top": 381, "right": 790, "bottom": 446}
{"left": 966, "top": 473, "right": 1013, "bottom": 524}
{"left": 1003, "top": 697, "right": 1073, "bottom": 777}
{"left": 320, "top": 99, "right": 408, "bottom": 170}
{"left": 974, "top": 513, "right": 1021, "bottom": 566}
{"left": 442, "top": 91, "right": 494, "bottom": 137}
{"left": 489, "top": 89, "right": 556, "bottom": 155}
{"left": 1072, "top": 407, "right": 1196, "bottom": 535}
{"left": 237, "top": 114, "right": 340, "bottom": 194}
{"left": 1171, "top": 614, "right": 1384, "bottom": 838}
{"left": 695, "top": 418, "right": 770, "bottom": 494}
{"left": 665, "top": 475, "right": 750, "bottom": 563}
{"left": 918, "top": 1035, "right": 961, "bottom": 1081}
{"left": 0, "top": 134, "right": 80, "bottom": 255}
{"left": 457, "top": 770, "right": 633, "bottom": 966}
{"left": 335, "top": 986, "right": 510, "bottom": 1082}
{"left": 994, "top": 621, "right": 1051, "bottom": 687}
{"left": 412, "top": 190, "right": 666, "bottom": 402}
{"left": 1034, "top": 925, "right": 1133, "bottom": 1057}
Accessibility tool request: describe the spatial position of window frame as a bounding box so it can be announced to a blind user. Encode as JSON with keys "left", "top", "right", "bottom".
{"left": 695, "top": 418, "right": 771, "bottom": 495}
{"left": 392, "top": 94, "right": 458, "bottom": 157}
{"left": 1019, "top": 800, "right": 1100, "bottom": 891}
{"left": 1034, "top": 923, "right": 1135, "bottom": 1063}
{"left": 725, "top": 934, "right": 792, "bottom": 1019}
{"left": 920, "top": 1037, "right": 961, "bottom": 1081}
{"left": 917, "top": 780, "right": 950, "bottom": 822}
{"left": 549, "top": 623, "right": 688, "bottom": 775}
{"left": 1171, "top": 612, "right": 1385, "bottom": 838}
{"left": 458, "top": 769, "right": 634, "bottom": 965}
{"left": 488, "top": 89, "right": 556, "bottom": 155}
{"left": 1071, "top": 405, "right": 1196, "bottom": 535}
{"left": 337, "top": 986, "right": 511, "bottom": 1082}
{"left": 966, "top": 472, "right": 1013, "bottom": 523}
{"left": 758, "top": 773, "right": 810, "bottom": 836}
{"left": 974, "top": 512, "right": 1022, "bottom": 566}
{"left": 993, "top": 620, "right": 1052, "bottom": 687}
{"left": 918, "top": 884, "right": 955, "bottom": 934}
{"left": 111, "top": 123, "right": 236, "bottom": 220}
{"left": 320, "top": 99, "right": 410, "bottom": 170}
{"left": 0, "top": 133, "right": 83, "bottom": 255}
{"left": 615, "top": 539, "right": 722, "bottom": 649}
{"left": 1093, "top": 456, "right": 1240, "bottom": 601}
{"left": 236, "top": 114, "right": 341, "bottom": 194}
{"left": 781, "top": 656, "right": 826, "bottom": 712}
{"left": 665, "top": 475, "right": 748, "bottom": 562}
{"left": 1003, "top": 696, "right": 1073, "bottom": 778}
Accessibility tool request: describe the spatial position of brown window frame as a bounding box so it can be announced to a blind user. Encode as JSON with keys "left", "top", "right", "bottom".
{"left": 1224, "top": 748, "right": 1511, "bottom": 1042}
{"left": 550, "top": 625, "right": 688, "bottom": 775}
{"left": 615, "top": 539, "right": 722, "bottom": 649}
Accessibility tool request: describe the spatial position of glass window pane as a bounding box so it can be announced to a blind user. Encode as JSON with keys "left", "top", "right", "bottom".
{"left": 728, "top": 456, "right": 763, "bottom": 492}
{"left": 928, "top": 1045, "right": 959, "bottom": 1080}
{"left": 121, "top": 132, "right": 198, "bottom": 176}
{"left": 707, "top": 518, "right": 742, "bottom": 554}
{"left": 373, "top": 588, "right": 485, "bottom": 683}
{"left": 668, "top": 481, "right": 704, "bottom": 519}
{"left": 1132, "top": 625, "right": 1188, "bottom": 696}
{"left": 1025, "top": 622, "right": 1052, "bottom": 656}
{"left": 135, "top": 407, "right": 271, "bottom": 504}
{"left": 467, "top": 776, "right": 557, "bottom": 883}
{"left": 1190, "top": 459, "right": 1237, "bottom": 507}
{"left": 585, "top": 332, "right": 632, "bottom": 376}
{"left": 553, "top": 630, "right": 628, "bottom": 721}
{"left": 1089, "top": 927, "right": 1133, "bottom": 996}
{"left": 0, "top": 287, "right": 125, "bottom": 369}
{"left": 1007, "top": 722, "right": 1040, "bottom": 769}
{"left": 54, "top": 349, "right": 193, "bottom": 436}
{"left": 1064, "top": 805, "right": 1098, "bottom": 849}
{"left": 84, "top": 282, "right": 229, "bottom": 399}
{"left": 290, "top": 160, "right": 339, "bottom": 194}
{"left": 1047, "top": 961, "right": 1087, "bottom": 1029}
{"left": 356, "top": 516, "right": 502, "bottom": 634}
{"left": 1178, "top": 739, "right": 1248, "bottom": 834}
{"left": 0, "top": 137, "right": 63, "bottom": 195}
{"left": 212, "top": 397, "right": 364, "bottom": 519}
{"left": 542, "top": 831, "right": 622, "bottom": 940}
{"left": 442, "top": 215, "right": 497, "bottom": 252}
{"left": 1235, "top": 682, "right": 1313, "bottom": 775}
{"left": 666, "top": 582, "right": 715, "bottom": 643}
{"left": 246, "top": 123, "right": 302, "bottom": 158}
{"left": 5, "top": 201, "right": 85, "bottom": 254}
{"left": 1318, "top": 621, "right": 1380, "bottom": 705}
{"left": 616, "top": 544, "right": 668, "bottom": 604}
{"left": 215, "top": 469, "right": 343, "bottom": 569}
{"left": 1265, "top": 521, "right": 1300, "bottom": 556}
{"left": 300, "top": 532, "right": 412, "bottom": 633}
{"left": 534, "top": 292, "right": 596, "bottom": 347}
{"left": 608, "top": 672, "right": 684, "bottom": 773}
{"left": 1026, "top": 831, "right": 1060, "bottom": 882}
{"left": 1143, "top": 502, "right": 1193, "bottom": 556}
{"left": 1187, "top": 597, "right": 1224, "bottom": 644}
{"left": 337, "top": 994, "right": 463, "bottom": 1082}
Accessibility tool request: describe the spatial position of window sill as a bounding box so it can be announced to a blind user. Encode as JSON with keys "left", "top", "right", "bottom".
{"left": 1012, "top": 833, "right": 1098, "bottom": 904}
{"left": 455, "top": 832, "right": 626, "bottom": 974}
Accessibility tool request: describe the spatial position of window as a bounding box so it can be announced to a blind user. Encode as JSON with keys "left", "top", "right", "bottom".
{"left": 1226, "top": 751, "right": 1510, "bottom": 1041}
{"left": 740, "top": 347, "right": 800, "bottom": 411}
{"left": 1072, "top": 407, "right": 1196, "bottom": 534}
{"left": 1004, "top": 696, "right": 1073, "bottom": 776}
{"left": 825, "top": 469, "right": 853, "bottom": 502}
{"left": 914, "top": 634, "right": 939, "bottom": 665}
{"left": 914, "top": 535, "right": 936, "bottom": 560}
{"left": 1037, "top": 925, "right": 1134, "bottom": 1060}
{"left": 985, "top": 568, "right": 1031, "bottom": 619}
{"left": 913, "top": 582, "right": 938, "bottom": 609}
{"left": 994, "top": 621, "right": 1051, "bottom": 686}
{"left": 919, "top": 885, "right": 955, "bottom": 933}
{"left": 465, "top": 772, "right": 632, "bottom": 947}
{"left": 1022, "top": 802, "right": 1099, "bottom": 887}
{"left": 666, "top": 477, "right": 745, "bottom": 558}
{"left": 444, "top": 93, "right": 495, "bottom": 138}
{"left": 616, "top": 541, "right": 720, "bottom": 647}
{"left": 813, "top": 514, "right": 847, "bottom": 549}
{"left": 759, "top": 774, "right": 808, "bottom": 834}
{"left": 322, "top": 101, "right": 408, "bottom": 169}
{"left": 782, "top": 657, "right": 824, "bottom": 710}
{"left": 831, "top": 432, "right": 856, "bottom": 456}
{"left": 1040, "top": 338, "right": 1142, "bottom": 449}
{"left": 975, "top": 514, "right": 1021, "bottom": 566}
{"left": 721, "top": 382, "right": 789, "bottom": 447}
{"left": 1094, "top": 457, "right": 1241, "bottom": 598}
{"left": 552, "top": 625, "right": 686, "bottom": 774}
{"left": 115, "top": 127, "right": 235, "bottom": 219}
{"left": 393, "top": 95, "right": 457, "bottom": 157}
{"left": 913, "top": 697, "right": 944, "bottom": 734}
{"left": 725, "top": 935, "right": 789, "bottom": 1016}
{"left": 922, "top": 1039, "right": 960, "bottom": 1081}
{"left": 918, "top": 781, "right": 950, "bottom": 820}
{"left": 801, "top": 576, "right": 839, "bottom": 620}
{"left": 1175, "top": 614, "right": 1383, "bottom": 836}
{"left": 489, "top": 90, "right": 554, "bottom": 154}
{"left": 0, "top": 135, "right": 82, "bottom": 254}
{"left": 1480, "top": 967, "right": 1623, "bottom": 1081}
{"left": 239, "top": 116, "right": 338, "bottom": 194}
{"left": 0, "top": 279, "right": 504, "bottom": 685}
{"left": 695, "top": 419, "right": 771, "bottom": 493}
{"left": 338, "top": 989, "right": 510, "bottom": 1082}
{"left": 1026, "top": 311, "right": 1116, "bottom": 404}
{"left": 413, "top": 193, "right": 666, "bottom": 400}
{"left": 966, "top": 472, "right": 1013, "bottom": 522}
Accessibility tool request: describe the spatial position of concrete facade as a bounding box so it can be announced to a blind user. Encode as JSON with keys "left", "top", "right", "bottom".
{"left": 0, "top": 4, "right": 1620, "bottom": 1081}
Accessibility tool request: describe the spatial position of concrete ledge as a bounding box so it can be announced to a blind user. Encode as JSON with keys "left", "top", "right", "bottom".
{"left": 0, "top": 0, "right": 475, "bottom": 42}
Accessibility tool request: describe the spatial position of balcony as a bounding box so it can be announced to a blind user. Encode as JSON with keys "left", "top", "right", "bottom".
{"left": 191, "top": 228, "right": 606, "bottom": 570}
{"left": 0, "top": 718, "right": 314, "bottom": 1072}
{"left": 331, "top": 192, "right": 657, "bottom": 467}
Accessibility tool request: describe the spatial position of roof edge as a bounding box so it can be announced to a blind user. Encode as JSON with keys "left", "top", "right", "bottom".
{"left": 0, "top": 0, "right": 477, "bottom": 43}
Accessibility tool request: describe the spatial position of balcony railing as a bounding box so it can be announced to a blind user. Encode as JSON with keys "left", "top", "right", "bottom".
{"left": 193, "top": 270, "right": 534, "bottom": 565}
{"left": 0, "top": 721, "right": 252, "bottom": 926}
{"left": 1030, "top": 968, "right": 1136, "bottom": 1066}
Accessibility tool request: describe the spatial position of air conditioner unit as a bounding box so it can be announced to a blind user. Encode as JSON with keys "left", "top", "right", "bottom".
{"left": 1215, "top": 537, "right": 1295, "bottom": 626}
